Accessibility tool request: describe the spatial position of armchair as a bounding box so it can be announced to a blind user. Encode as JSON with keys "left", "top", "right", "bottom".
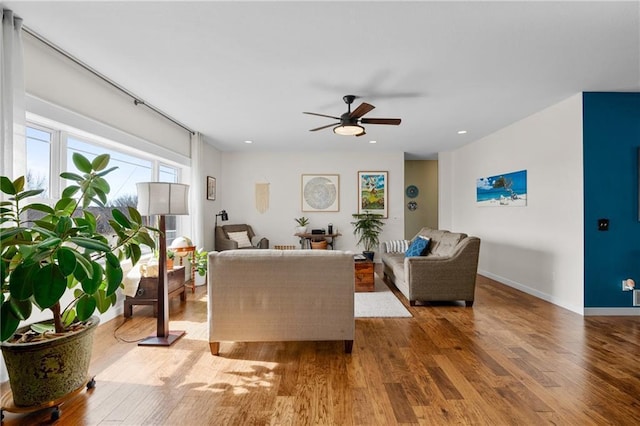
{"left": 215, "top": 224, "right": 269, "bottom": 251}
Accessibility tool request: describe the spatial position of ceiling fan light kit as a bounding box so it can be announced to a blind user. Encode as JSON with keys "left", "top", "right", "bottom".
{"left": 304, "top": 95, "right": 401, "bottom": 137}
{"left": 333, "top": 124, "right": 365, "bottom": 136}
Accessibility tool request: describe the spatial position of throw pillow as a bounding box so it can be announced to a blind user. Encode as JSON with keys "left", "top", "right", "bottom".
{"left": 227, "top": 231, "right": 252, "bottom": 248}
{"left": 405, "top": 236, "right": 431, "bottom": 257}
{"left": 385, "top": 239, "right": 410, "bottom": 253}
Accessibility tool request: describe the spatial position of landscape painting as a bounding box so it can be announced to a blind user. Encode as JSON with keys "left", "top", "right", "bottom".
{"left": 358, "top": 171, "right": 388, "bottom": 218}
{"left": 476, "top": 170, "right": 527, "bottom": 206}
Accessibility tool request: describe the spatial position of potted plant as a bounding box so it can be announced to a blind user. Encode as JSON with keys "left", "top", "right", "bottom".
{"left": 0, "top": 153, "right": 157, "bottom": 408}
{"left": 167, "top": 249, "right": 175, "bottom": 270}
{"left": 193, "top": 248, "right": 208, "bottom": 286}
{"left": 294, "top": 216, "right": 309, "bottom": 234}
{"left": 351, "top": 211, "right": 385, "bottom": 261}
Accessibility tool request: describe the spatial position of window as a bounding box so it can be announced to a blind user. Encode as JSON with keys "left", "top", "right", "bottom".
{"left": 24, "top": 119, "right": 188, "bottom": 249}
{"left": 25, "top": 126, "right": 52, "bottom": 197}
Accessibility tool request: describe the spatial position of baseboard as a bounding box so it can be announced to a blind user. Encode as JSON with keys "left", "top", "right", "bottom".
{"left": 583, "top": 307, "right": 640, "bottom": 316}
{"left": 478, "top": 269, "right": 584, "bottom": 315}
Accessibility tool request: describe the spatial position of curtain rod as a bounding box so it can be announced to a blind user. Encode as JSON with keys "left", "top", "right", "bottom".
{"left": 22, "top": 25, "right": 196, "bottom": 135}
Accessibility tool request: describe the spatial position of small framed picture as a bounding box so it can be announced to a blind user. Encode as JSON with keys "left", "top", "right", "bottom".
{"left": 207, "top": 176, "right": 216, "bottom": 201}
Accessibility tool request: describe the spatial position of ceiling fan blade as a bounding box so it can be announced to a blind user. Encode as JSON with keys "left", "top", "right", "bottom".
{"left": 303, "top": 111, "right": 341, "bottom": 120}
{"left": 349, "top": 102, "right": 375, "bottom": 119}
{"left": 309, "top": 122, "right": 340, "bottom": 132}
{"left": 360, "top": 118, "right": 402, "bottom": 125}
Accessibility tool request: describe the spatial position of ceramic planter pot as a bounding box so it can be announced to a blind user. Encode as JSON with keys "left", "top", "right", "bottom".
{"left": 0, "top": 316, "right": 99, "bottom": 407}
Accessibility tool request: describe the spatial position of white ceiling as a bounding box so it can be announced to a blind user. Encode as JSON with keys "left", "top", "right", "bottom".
{"left": 5, "top": 1, "right": 640, "bottom": 159}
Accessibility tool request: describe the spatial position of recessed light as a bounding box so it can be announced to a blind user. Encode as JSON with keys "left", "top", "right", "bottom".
{"left": 244, "top": 140, "right": 253, "bottom": 144}
{"left": 369, "top": 140, "right": 377, "bottom": 144}
{"left": 457, "top": 130, "right": 467, "bottom": 135}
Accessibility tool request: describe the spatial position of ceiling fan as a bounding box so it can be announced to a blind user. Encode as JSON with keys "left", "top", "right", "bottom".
{"left": 303, "top": 95, "right": 401, "bottom": 137}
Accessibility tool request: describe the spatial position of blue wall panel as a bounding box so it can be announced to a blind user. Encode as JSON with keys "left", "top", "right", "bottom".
{"left": 583, "top": 92, "right": 640, "bottom": 307}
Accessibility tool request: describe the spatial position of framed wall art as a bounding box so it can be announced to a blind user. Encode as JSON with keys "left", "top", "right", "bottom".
{"left": 358, "top": 171, "right": 388, "bottom": 218}
{"left": 476, "top": 169, "right": 527, "bottom": 206}
{"left": 206, "top": 176, "right": 216, "bottom": 201}
{"left": 301, "top": 174, "right": 339, "bottom": 212}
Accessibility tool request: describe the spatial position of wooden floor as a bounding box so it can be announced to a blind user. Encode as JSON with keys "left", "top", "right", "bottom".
{"left": 2, "top": 273, "right": 640, "bottom": 425}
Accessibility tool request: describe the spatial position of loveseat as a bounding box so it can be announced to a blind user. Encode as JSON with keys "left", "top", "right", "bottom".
{"left": 380, "top": 227, "right": 481, "bottom": 306}
{"left": 215, "top": 224, "right": 269, "bottom": 251}
{"left": 207, "top": 249, "right": 354, "bottom": 355}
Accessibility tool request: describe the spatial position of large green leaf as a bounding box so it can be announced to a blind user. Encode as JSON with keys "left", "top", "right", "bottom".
{"left": 61, "top": 185, "right": 80, "bottom": 199}
{"left": 8, "top": 297, "right": 32, "bottom": 321}
{"left": 0, "top": 176, "right": 16, "bottom": 195}
{"left": 95, "top": 166, "right": 118, "bottom": 178}
{"left": 22, "top": 203, "right": 55, "bottom": 214}
{"left": 128, "top": 206, "right": 142, "bottom": 225}
{"left": 105, "top": 261, "right": 123, "bottom": 296}
{"left": 60, "top": 172, "right": 85, "bottom": 182}
{"left": 9, "top": 262, "right": 36, "bottom": 300}
{"left": 136, "top": 229, "right": 156, "bottom": 250}
{"left": 15, "top": 189, "right": 45, "bottom": 201}
{"left": 55, "top": 197, "right": 76, "bottom": 215}
{"left": 129, "top": 244, "right": 142, "bottom": 266}
{"left": 95, "top": 289, "right": 111, "bottom": 313}
{"left": 91, "top": 154, "right": 110, "bottom": 171}
{"left": 73, "top": 252, "right": 93, "bottom": 281}
{"left": 81, "top": 261, "right": 102, "bottom": 295}
{"left": 69, "top": 237, "right": 111, "bottom": 252}
{"left": 35, "top": 236, "right": 62, "bottom": 250}
{"left": 72, "top": 152, "right": 93, "bottom": 173}
{"left": 55, "top": 216, "right": 72, "bottom": 236}
{"left": 76, "top": 295, "right": 97, "bottom": 321}
{"left": 0, "top": 302, "right": 20, "bottom": 341}
{"left": 111, "top": 208, "right": 132, "bottom": 229}
{"left": 93, "top": 176, "right": 110, "bottom": 194}
{"left": 33, "top": 264, "right": 67, "bottom": 309}
{"left": 56, "top": 247, "right": 77, "bottom": 276}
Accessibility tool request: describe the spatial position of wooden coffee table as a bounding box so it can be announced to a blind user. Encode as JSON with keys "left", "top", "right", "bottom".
{"left": 354, "top": 259, "right": 375, "bottom": 292}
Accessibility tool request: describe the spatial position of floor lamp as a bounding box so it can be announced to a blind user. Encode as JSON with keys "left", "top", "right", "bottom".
{"left": 136, "top": 182, "right": 190, "bottom": 346}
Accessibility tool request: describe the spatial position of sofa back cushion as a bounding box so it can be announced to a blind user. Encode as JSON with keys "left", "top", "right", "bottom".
{"left": 431, "top": 232, "right": 467, "bottom": 256}
{"left": 412, "top": 227, "right": 468, "bottom": 257}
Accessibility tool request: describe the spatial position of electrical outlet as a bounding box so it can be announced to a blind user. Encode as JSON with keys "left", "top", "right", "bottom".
{"left": 597, "top": 218, "right": 609, "bottom": 231}
{"left": 634, "top": 290, "right": 640, "bottom": 307}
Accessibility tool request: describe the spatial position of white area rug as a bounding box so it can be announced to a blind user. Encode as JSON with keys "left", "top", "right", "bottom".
{"left": 354, "top": 275, "right": 412, "bottom": 318}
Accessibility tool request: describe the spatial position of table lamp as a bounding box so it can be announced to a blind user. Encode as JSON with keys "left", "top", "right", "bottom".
{"left": 136, "top": 182, "right": 190, "bottom": 346}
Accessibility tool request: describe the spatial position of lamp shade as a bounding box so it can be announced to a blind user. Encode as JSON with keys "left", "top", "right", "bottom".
{"left": 136, "top": 182, "right": 190, "bottom": 216}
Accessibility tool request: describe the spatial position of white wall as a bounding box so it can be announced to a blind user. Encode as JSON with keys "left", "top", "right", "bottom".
{"left": 201, "top": 140, "right": 223, "bottom": 251}
{"left": 217, "top": 151, "right": 405, "bottom": 255}
{"left": 439, "top": 94, "right": 584, "bottom": 313}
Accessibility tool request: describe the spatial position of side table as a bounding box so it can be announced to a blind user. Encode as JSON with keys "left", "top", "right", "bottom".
{"left": 124, "top": 266, "right": 186, "bottom": 317}
{"left": 354, "top": 259, "right": 375, "bottom": 292}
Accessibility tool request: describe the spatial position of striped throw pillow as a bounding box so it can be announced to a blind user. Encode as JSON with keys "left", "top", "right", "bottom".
{"left": 227, "top": 231, "right": 252, "bottom": 248}
{"left": 384, "top": 240, "right": 410, "bottom": 253}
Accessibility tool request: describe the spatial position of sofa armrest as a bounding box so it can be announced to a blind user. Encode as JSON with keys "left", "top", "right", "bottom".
{"left": 403, "top": 236, "right": 481, "bottom": 302}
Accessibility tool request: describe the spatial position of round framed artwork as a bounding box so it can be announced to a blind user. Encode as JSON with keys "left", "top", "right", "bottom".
{"left": 405, "top": 185, "right": 419, "bottom": 198}
{"left": 407, "top": 201, "right": 418, "bottom": 211}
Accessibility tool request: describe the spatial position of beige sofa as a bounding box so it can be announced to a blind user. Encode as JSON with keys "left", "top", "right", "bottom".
{"left": 207, "top": 249, "right": 355, "bottom": 355}
{"left": 381, "top": 228, "right": 481, "bottom": 306}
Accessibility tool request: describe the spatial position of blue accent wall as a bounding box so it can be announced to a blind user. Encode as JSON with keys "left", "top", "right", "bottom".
{"left": 583, "top": 92, "right": 640, "bottom": 307}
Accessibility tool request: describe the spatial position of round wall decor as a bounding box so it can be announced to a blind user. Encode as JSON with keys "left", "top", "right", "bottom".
{"left": 405, "top": 185, "right": 419, "bottom": 198}
{"left": 407, "top": 201, "right": 418, "bottom": 211}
